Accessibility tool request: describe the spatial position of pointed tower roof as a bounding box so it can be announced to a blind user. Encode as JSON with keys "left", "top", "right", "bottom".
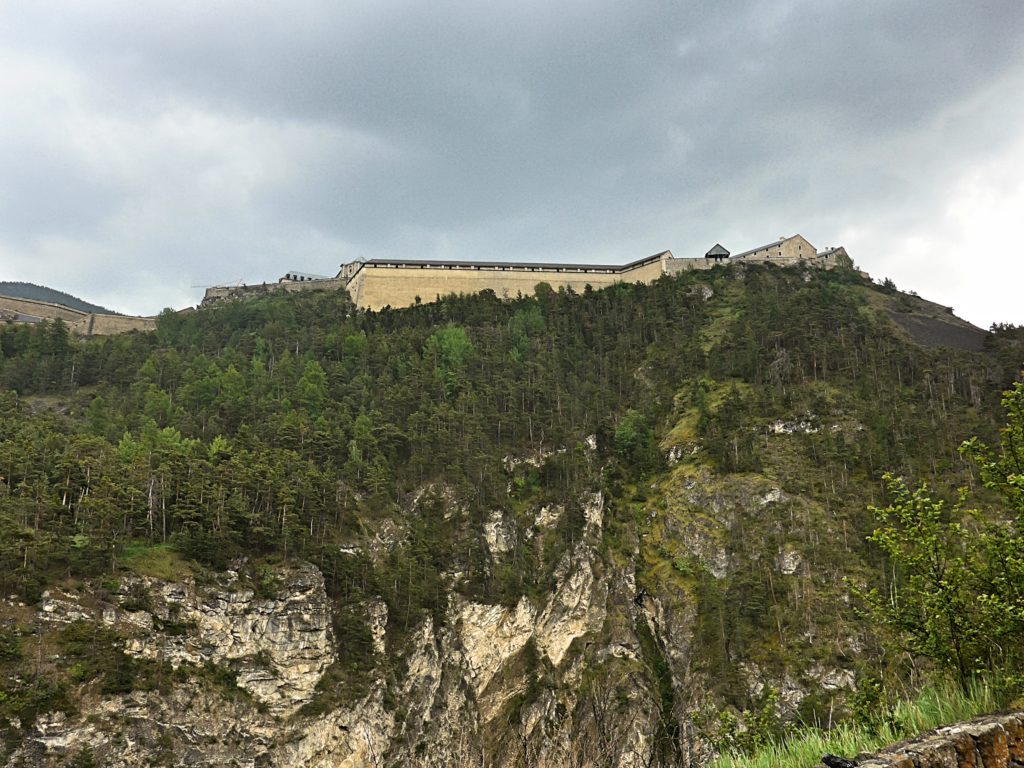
{"left": 705, "top": 243, "right": 730, "bottom": 259}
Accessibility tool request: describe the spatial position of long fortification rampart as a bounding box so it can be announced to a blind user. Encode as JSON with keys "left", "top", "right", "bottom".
{"left": 0, "top": 295, "right": 155, "bottom": 335}
{"left": 0, "top": 295, "right": 87, "bottom": 323}
{"left": 200, "top": 235, "right": 853, "bottom": 312}
{"left": 345, "top": 253, "right": 669, "bottom": 310}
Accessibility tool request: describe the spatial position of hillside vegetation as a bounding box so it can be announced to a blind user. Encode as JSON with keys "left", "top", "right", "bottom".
{"left": 1, "top": 263, "right": 1022, "bottom": 766}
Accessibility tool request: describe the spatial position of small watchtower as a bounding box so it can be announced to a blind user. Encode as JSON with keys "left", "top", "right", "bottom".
{"left": 705, "top": 244, "right": 730, "bottom": 260}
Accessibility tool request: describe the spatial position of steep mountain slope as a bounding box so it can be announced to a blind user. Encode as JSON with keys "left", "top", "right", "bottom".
{"left": 0, "top": 282, "right": 115, "bottom": 315}
{"left": 0, "top": 263, "right": 1019, "bottom": 767}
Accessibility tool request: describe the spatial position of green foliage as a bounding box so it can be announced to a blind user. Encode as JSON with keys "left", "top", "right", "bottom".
{"left": 698, "top": 384, "right": 762, "bottom": 473}
{"left": 426, "top": 324, "right": 473, "bottom": 395}
{"left": 0, "top": 678, "right": 73, "bottom": 730}
{"left": 857, "top": 381, "right": 1024, "bottom": 692}
{"left": 249, "top": 564, "right": 283, "bottom": 599}
{"left": 702, "top": 687, "right": 785, "bottom": 756}
{"left": 509, "top": 305, "right": 545, "bottom": 362}
{"left": 68, "top": 747, "right": 98, "bottom": 768}
{"left": 297, "top": 360, "right": 328, "bottom": 415}
{"left": 962, "top": 378, "right": 1024, "bottom": 517}
{"left": 0, "top": 627, "right": 21, "bottom": 662}
{"left": 120, "top": 543, "right": 192, "bottom": 581}
{"left": 0, "top": 266, "right": 1015, "bottom": 740}
{"left": 613, "top": 410, "right": 663, "bottom": 476}
{"left": 58, "top": 621, "right": 139, "bottom": 694}
{"left": 857, "top": 476, "right": 987, "bottom": 690}
{"left": 848, "top": 674, "right": 896, "bottom": 735}
{"left": 710, "top": 677, "right": 999, "bottom": 768}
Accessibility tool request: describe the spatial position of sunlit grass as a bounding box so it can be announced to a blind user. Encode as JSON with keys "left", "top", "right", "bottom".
{"left": 120, "top": 542, "right": 192, "bottom": 581}
{"left": 711, "top": 678, "right": 999, "bottom": 768}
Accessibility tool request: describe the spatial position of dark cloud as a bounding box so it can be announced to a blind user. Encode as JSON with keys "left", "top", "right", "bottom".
{"left": 0, "top": 1, "right": 1022, "bottom": 324}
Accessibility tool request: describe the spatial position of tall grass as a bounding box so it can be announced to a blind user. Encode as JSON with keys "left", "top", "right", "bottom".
{"left": 711, "top": 678, "right": 999, "bottom": 768}
{"left": 119, "top": 541, "right": 192, "bottom": 581}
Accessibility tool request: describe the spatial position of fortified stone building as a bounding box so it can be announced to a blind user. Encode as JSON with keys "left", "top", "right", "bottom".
{"left": 203, "top": 234, "right": 851, "bottom": 311}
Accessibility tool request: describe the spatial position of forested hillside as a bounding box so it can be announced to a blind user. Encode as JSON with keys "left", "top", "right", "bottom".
{"left": 1, "top": 263, "right": 1022, "bottom": 767}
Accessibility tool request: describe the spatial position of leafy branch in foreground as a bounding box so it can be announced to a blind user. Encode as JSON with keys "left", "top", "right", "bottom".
{"left": 855, "top": 376, "right": 1024, "bottom": 693}
{"left": 855, "top": 476, "right": 987, "bottom": 692}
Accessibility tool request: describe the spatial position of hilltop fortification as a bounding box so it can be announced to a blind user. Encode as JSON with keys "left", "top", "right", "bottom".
{"left": 202, "top": 234, "right": 853, "bottom": 311}
{"left": 0, "top": 294, "right": 156, "bottom": 336}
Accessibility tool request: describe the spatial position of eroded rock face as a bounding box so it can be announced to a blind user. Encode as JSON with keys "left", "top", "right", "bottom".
{"left": 4, "top": 562, "right": 387, "bottom": 768}
{"left": 458, "top": 545, "right": 607, "bottom": 689}
{"left": 0, "top": 471, "right": 893, "bottom": 768}
{"left": 460, "top": 597, "right": 536, "bottom": 697}
{"left": 119, "top": 562, "right": 334, "bottom": 716}
{"left": 483, "top": 510, "right": 514, "bottom": 558}
{"left": 6, "top": 524, "right": 624, "bottom": 768}
{"left": 536, "top": 549, "right": 606, "bottom": 667}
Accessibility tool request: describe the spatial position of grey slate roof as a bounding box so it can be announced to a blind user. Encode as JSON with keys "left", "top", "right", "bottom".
{"left": 705, "top": 243, "right": 730, "bottom": 258}
{"left": 731, "top": 238, "right": 787, "bottom": 260}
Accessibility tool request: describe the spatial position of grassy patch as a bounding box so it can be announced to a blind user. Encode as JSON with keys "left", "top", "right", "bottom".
{"left": 120, "top": 543, "right": 192, "bottom": 581}
{"left": 710, "top": 678, "right": 1000, "bottom": 768}
{"left": 700, "top": 300, "right": 742, "bottom": 353}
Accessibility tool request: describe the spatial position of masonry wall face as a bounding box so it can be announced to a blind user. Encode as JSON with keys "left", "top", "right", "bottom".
{"left": 346, "top": 259, "right": 667, "bottom": 310}
{"left": 0, "top": 295, "right": 155, "bottom": 335}
{"left": 852, "top": 712, "right": 1024, "bottom": 768}
{"left": 740, "top": 234, "right": 817, "bottom": 262}
{"left": 0, "top": 296, "right": 86, "bottom": 323}
{"left": 85, "top": 314, "right": 156, "bottom": 335}
{"left": 664, "top": 258, "right": 725, "bottom": 274}
{"left": 202, "top": 277, "right": 347, "bottom": 305}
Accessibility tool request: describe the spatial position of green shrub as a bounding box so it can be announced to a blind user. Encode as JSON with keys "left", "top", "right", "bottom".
{"left": 0, "top": 627, "right": 21, "bottom": 663}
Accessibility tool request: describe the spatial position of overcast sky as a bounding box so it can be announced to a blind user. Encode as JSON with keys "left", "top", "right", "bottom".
{"left": 1, "top": 1, "right": 1022, "bottom": 327}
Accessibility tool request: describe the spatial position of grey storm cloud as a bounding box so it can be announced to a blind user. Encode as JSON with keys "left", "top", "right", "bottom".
{"left": 1, "top": 0, "right": 1023, "bottom": 324}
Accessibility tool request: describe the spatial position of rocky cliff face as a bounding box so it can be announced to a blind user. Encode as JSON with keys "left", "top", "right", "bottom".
{"left": 0, "top": 469, "right": 915, "bottom": 767}
{"left": 3, "top": 488, "right": 684, "bottom": 768}
{"left": 5, "top": 563, "right": 395, "bottom": 767}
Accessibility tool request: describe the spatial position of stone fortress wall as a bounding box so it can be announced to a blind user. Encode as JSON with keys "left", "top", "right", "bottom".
{"left": 0, "top": 295, "right": 86, "bottom": 323}
{"left": 85, "top": 313, "right": 158, "bottom": 335}
{"left": 201, "top": 276, "right": 348, "bottom": 305}
{"left": 344, "top": 252, "right": 671, "bottom": 310}
{"left": 1, "top": 234, "right": 852, "bottom": 334}
{"left": 0, "top": 295, "right": 155, "bottom": 335}
{"left": 200, "top": 233, "right": 854, "bottom": 312}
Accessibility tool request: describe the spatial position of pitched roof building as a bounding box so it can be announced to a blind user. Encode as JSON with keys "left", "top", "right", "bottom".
{"left": 732, "top": 234, "right": 815, "bottom": 261}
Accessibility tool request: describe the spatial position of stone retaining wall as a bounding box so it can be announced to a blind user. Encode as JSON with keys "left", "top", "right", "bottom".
{"left": 0, "top": 295, "right": 86, "bottom": 322}
{"left": 840, "top": 713, "right": 1024, "bottom": 768}
{"left": 344, "top": 257, "right": 667, "bottom": 310}
{"left": 84, "top": 313, "right": 156, "bottom": 335}
{"left": 202, "top": 277, "right": 347, "bottom": 306}
{"left": 0, "top": 295, "right": 154, "bottom": 335}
